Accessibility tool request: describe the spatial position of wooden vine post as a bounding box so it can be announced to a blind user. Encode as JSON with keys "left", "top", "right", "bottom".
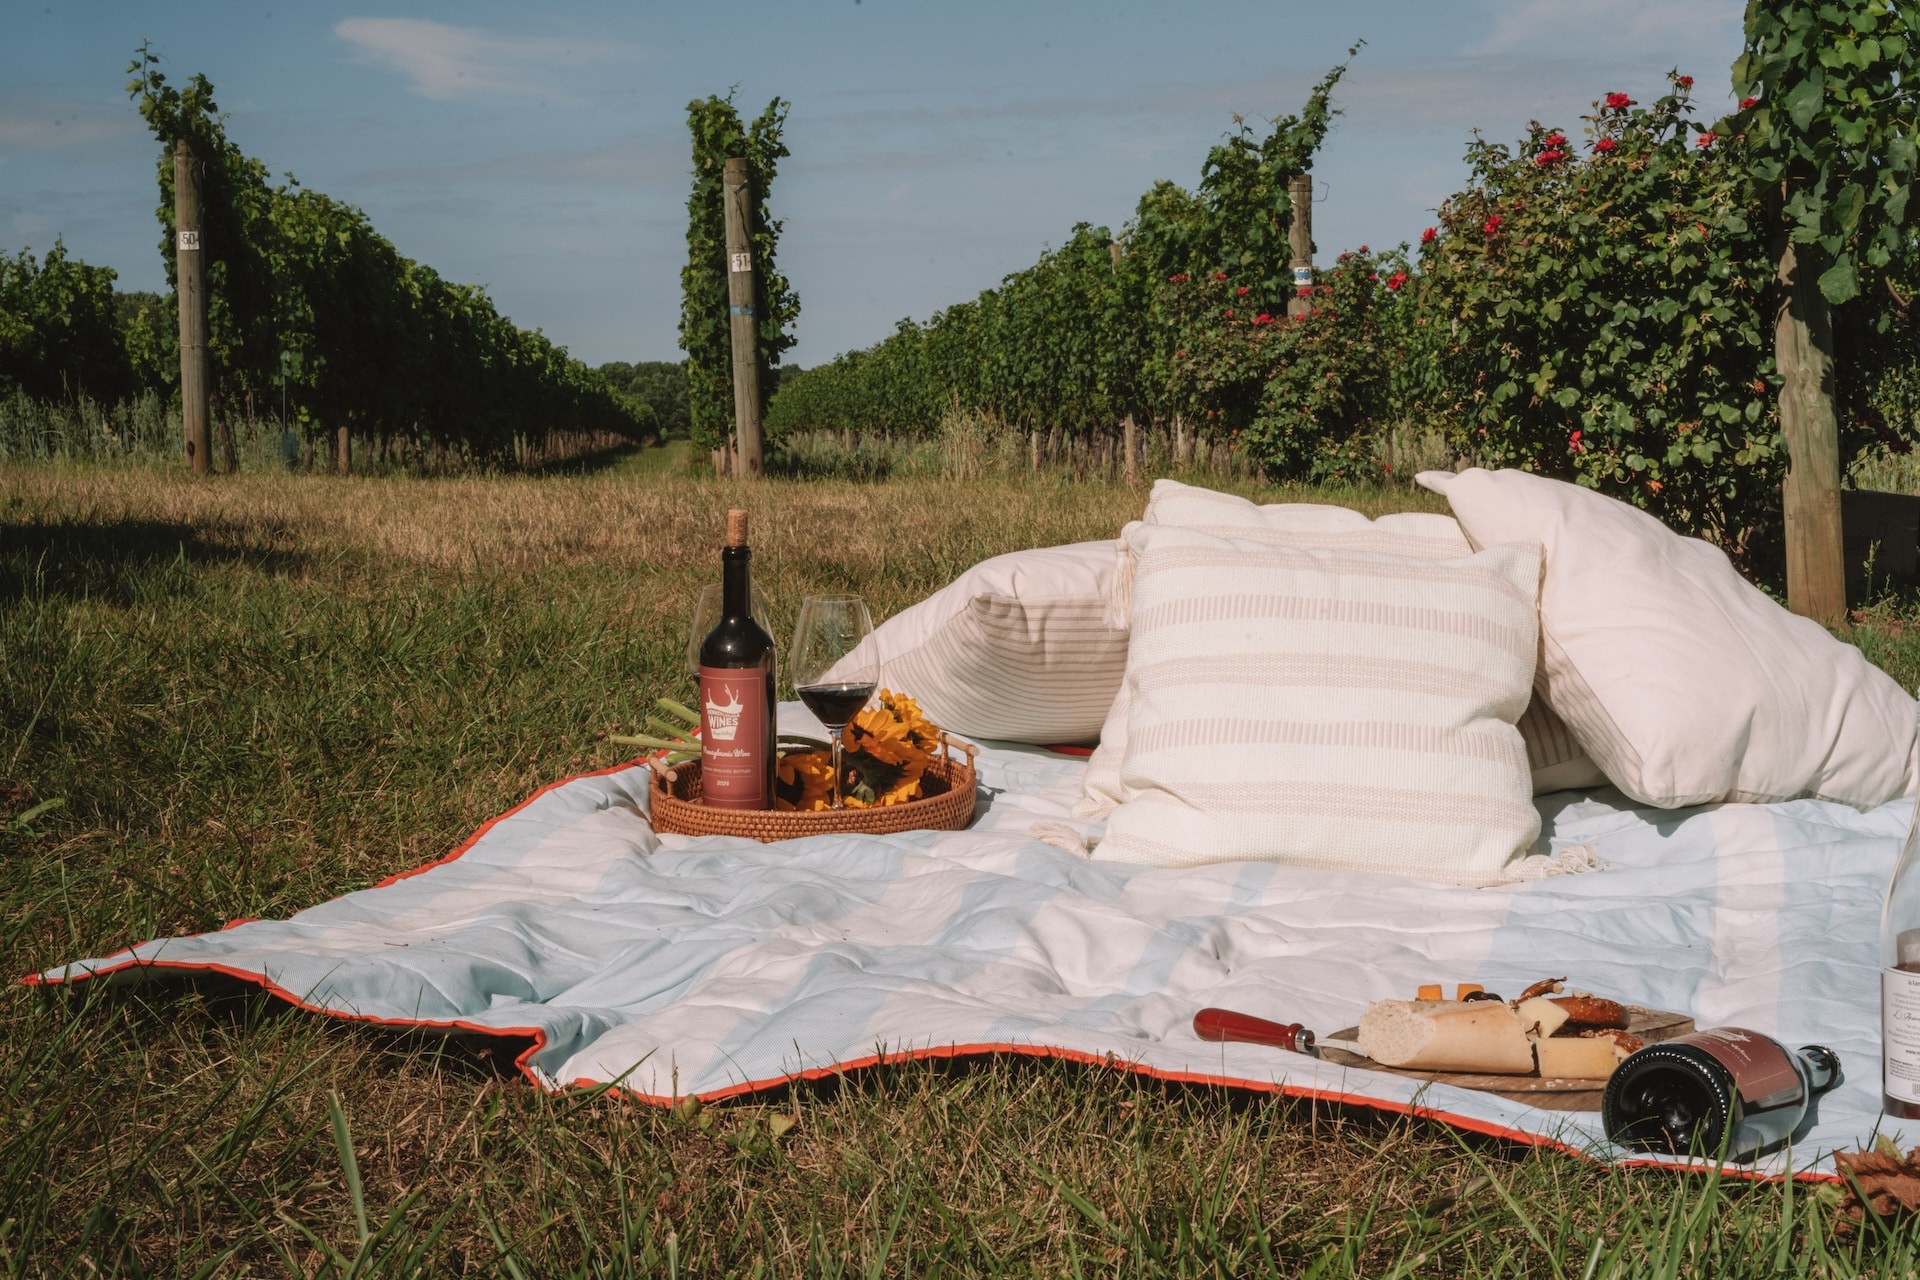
{"left": 722, "top": 157, "right": 764, "bottom": 479}
{"left": 172, "top": 138, "right": 211, "bottom": 474}
{"left": 1285, "top": 173, "right": 1314, "bottom": 321}
{"left": 1773, "top": 233, "right": 1845, "bottom": 626}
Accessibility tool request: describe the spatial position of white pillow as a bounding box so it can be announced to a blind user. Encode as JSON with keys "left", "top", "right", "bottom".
{"left": 829, "top": 541, "right": 1125, "bottom": 744}
{"left": 1418, "top": 467, "right": 1917, "bottom": 809}
{"left": 1077, "top": 481, "right": 1599, "bottom": 815}
{"left": 1094, "top": 524, "right": 1544, "bottom": 882}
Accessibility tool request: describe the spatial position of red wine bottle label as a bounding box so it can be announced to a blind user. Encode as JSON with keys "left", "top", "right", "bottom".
{"left": 699, "top": 667, "right": 770, "bottom": 810}
{"left": 1884, "top": 968, "right": 1920, "bottom": 1104}
{"left": 1669, "top": 1027, "right": 1803, "bottom": 1110}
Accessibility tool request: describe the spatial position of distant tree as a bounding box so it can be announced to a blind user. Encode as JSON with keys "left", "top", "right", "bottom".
{"left": 0, "top": 241, "right": 136, "bottom": 402}
{"left": 597, "top": 359, "right": 690, "bottom": 439}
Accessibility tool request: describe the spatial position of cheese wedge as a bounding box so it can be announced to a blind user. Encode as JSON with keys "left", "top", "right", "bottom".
{"left": 1357, "top": 1000, "right": 1535, "bottom": 1074}
{"left": 1534, "top": 1034, "right": 1628, "bottom": 1080}
{"left": 1514, "top": 996, "right": 1570, "bottom": 1039}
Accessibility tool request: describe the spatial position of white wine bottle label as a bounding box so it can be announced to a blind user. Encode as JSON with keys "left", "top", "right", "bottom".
{"left": 1883, "top": 967, "right": 1920, "bottom": 1104}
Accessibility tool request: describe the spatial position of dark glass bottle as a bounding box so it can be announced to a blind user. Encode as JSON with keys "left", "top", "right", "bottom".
{"left": 1600, "top": 1029, "right": 1839, "bottom": 1161}
{"left": 697, "top": 509, "right": 776, "bottom": 810}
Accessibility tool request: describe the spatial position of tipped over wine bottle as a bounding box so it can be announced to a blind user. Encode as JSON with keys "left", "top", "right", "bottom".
{"left": 697, "top": 509, "right": 776, "bottom": 810}
{"left": 1883, "top": 693, "right": 1920, "bottom": 1118}
{"left": 1601, "top": 1029, "right": 1838, "bottom": 1161}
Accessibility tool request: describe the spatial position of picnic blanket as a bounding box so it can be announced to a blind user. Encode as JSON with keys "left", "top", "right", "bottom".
{"left": 34, "top": 705, "right": 1919, "bottom": 1178}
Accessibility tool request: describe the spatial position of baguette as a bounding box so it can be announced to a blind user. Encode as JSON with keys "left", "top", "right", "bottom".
{"left": 1356, "top": 999, "right": 1535, "bottom": 1074}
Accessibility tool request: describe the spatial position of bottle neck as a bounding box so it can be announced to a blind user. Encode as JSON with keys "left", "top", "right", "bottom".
{"left": 1798, "top": 1044, "right": 1841, "bottom": 1095}
{"left": 722, "top": 545, "right": 752, "bottom": 618}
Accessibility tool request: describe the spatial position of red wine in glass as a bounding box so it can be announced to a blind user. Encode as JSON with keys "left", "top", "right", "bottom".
{"left": 798, "top": 681, "right": 878, "bottom": 728}
{"left": 790, "top": 595, "right": 877, "bottom": 809}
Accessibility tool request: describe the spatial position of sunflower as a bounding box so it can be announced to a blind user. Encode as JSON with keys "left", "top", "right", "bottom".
{"left": 774, "top": 749, "right": 836, "bottom": 812}
{"left": 877, "top": 689, "right": 939, "bottom": 750}
{"left": 846, "top": 707, "right": 921, "bottom": 767}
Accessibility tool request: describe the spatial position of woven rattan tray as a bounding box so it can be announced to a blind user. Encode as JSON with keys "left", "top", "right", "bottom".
{"left": 648, "top": 747, "right": 977, "bottom": 841}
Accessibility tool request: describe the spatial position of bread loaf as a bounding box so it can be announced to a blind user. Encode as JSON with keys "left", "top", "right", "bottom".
{"left": 1356, "top": 999, "right": 1535, "bottom": 1073}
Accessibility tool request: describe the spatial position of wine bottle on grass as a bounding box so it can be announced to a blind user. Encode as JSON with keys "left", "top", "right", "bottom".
{"left": 1883, "top": 694, "right": 1920, "bottom": 1118}
{"left": 698, "top": 509, "right": 776, "bottom": 810}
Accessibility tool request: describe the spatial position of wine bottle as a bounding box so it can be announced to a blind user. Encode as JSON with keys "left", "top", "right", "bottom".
{"left": 698, "top": 509, "right": 776, "bottom": 810}
{"left": 1885, "top": 694, "right": 1920, "bottom": 1119}
{"left": 1600, "top": 1029, "right": 1839, "bottom": 1160}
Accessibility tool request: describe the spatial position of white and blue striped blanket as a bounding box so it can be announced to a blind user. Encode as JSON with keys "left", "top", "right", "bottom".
{"left": 40, "top": 706, "right": 1917, "bottom": 1178}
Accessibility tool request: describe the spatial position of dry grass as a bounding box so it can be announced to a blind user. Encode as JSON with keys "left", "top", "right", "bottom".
{"left": 3, "top": 453, "right": 1915, "bottom": 1277}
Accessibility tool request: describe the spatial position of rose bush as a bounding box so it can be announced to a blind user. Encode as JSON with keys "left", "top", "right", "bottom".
{"left": 1414, "top": 73, "right": 1919, "bottom": 559}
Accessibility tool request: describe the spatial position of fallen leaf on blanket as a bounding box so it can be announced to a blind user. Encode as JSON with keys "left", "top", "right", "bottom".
{"left": 1833, "top": 1137, "right": 1920, "bottom": 1230}
{"left": 767, "top": 1112, "right": 797, "bottom": 1139}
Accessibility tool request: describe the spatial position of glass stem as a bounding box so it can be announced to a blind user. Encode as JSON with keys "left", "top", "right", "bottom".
{"left": 830, "top": 729, "right": 846, "bottom": 809}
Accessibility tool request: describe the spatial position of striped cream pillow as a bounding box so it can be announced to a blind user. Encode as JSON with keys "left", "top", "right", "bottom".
{"left": 1093, "top": 523, "right": 1544, "bottom": 882}
{"left": 827, "top": 541, "right": 1126, "bottom": 744}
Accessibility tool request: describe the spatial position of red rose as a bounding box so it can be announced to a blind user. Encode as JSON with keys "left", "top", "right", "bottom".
{"left": 1168, "top": 273, "right": 1187, "bottom": 283}
{"left": 1677, "top": 75, "right": 1694, "bottom": 88}
{"left": 1254, "top": 312, "right": 1272, "bottom": 325}
{"left": 1696, "top": 131, "right": 1716, "bottom": 148}
{"left": 1569, "top": 429, "right": 1584, "bottom": 453}
{"left": 1224, "top": 309, "right": 1234, "bottom": 318}
{"left": 1358, "top": 244, "right": 1370, "bottom": 253}
{"left": 1295, "top": 286, "right": 1313, "bottom": 297}
{"left": 1543, "top": 132, "right": 1567, "bottom": 147}
{"left": 1605, "top": 92, "right": 1633, "bottom": 109}
{"left": 1594, "top": 137, "right": 1618, "bottom": 153}
{"left": 1740, "top": 96, "right": 1759, "bottom": 109}
{"left": 1214, "top": 271, "right": 1228, "bottom": 280}
{"left": 1420, "top": 226, "right": 1438, "bottom": 245}
{"left": 1534, "top": 148, "right": 1567, "bottom": 166}
{"left": 1483, "top": 213, "right": 1503, "bottom": 234}
{"left": 1236, "top": 286, "right": 1249, "bottom": 295}
{"left": 1385, "top": 270, "right": 1408, "bottom": 291}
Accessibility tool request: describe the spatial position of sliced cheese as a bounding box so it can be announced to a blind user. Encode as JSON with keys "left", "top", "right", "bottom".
{"left": 1515, "top": 996, "right": 1570, "bottom": 1040}
{"left": 1534, "top": 1035, "right": 1626, "bottom": 1080}
{"left": 1357, "top": 1000, "right": 1534, "bottom": 1074}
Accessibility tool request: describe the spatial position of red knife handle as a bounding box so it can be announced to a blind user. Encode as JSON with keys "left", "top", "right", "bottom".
{"left": 1193, "top": 1007, "right": 1316, "bottom": 1054}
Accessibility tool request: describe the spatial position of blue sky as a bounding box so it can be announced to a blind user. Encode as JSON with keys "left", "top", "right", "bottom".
{"left": 4, "top": 1, "right": 1745, "bottom": 368}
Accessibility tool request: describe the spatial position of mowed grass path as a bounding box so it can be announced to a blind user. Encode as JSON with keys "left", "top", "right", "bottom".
{"left": 4, "top": 455, "right": 1919, "bottom": 1277}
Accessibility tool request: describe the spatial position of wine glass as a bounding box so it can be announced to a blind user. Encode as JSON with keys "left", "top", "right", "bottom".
{"left": 790, "top": 594, "right": 878, "bottom": 809}
{"left": 685, "top": 583, "right": 773, "bottom": 682}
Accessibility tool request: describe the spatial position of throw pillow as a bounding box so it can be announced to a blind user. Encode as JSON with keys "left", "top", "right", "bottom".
{"left": 1417, "top": 467, "right": 1917, "bottom": 809}
{"left": 828, "top": 540, "right": 1125, "bottom": 744}
{"left": 1093, "top": 524, "right": 1544, "bottom": 881}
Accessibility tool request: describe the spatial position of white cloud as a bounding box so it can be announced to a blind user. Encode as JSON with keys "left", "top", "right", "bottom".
{"left": 1475, "top": 0, "right": 1741, "bottom": 69}
{"left": 333, "top": 17, "right": 630, "bottom": 103}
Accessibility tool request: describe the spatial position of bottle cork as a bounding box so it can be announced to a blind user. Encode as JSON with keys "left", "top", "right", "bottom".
{"left": 725, "top": 508, "right": 749, "bottom": 547}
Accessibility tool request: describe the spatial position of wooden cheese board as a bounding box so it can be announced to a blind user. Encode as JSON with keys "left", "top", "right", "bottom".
{"left": 1315, "top": 1006, "right": 1695, "bottom": 1111}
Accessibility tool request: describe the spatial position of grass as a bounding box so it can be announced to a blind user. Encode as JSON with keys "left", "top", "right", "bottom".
{"left": 4, "top": 451, "right": 1920, "bottom": 1276}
